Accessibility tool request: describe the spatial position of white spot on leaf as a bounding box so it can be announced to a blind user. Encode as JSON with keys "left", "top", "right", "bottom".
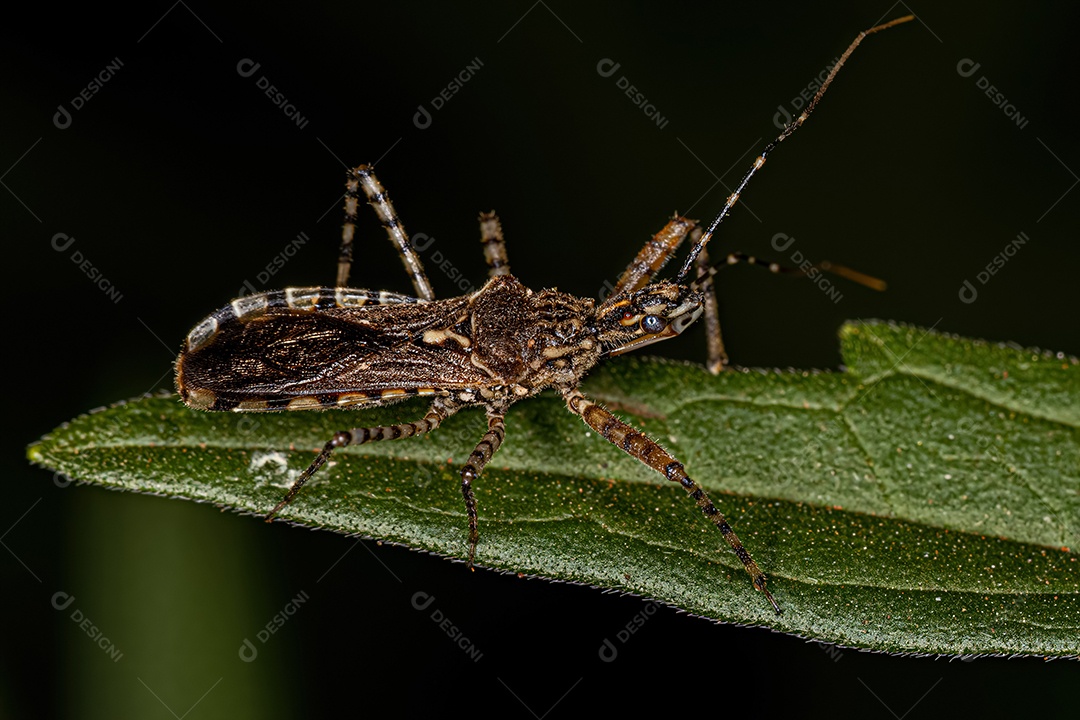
{"left": 248, "top": 451, "right": 301, "bottom": 489}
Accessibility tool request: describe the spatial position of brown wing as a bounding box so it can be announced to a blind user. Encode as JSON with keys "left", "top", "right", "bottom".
{"left": 176, "top": 289, "right": 486, "bottom": 411}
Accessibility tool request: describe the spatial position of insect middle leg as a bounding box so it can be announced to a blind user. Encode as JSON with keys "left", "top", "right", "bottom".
{"left": 562, "top": 388, "right": 781, "bottom": 614}
{"left": 478, "top": 211, "right": 511, "bottom": 278}
{"left": 266, "top": 400, "right": 457, "bottom": 520}
{"left": 339, "top": 165, "right": 436, "bottom": 300}
{"left": 459, "top": 407, "right": 507, "bottom": 567}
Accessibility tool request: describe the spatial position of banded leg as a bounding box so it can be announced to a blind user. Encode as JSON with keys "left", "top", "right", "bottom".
{"left": 691, "top": 251, "right": 888, "bottom": 290}
{"left": 266, "top": 401, "right": 456, "bottom": 520}
{"left": 339, "top": 165, "right": 436, "bottom": 301}
{"left": 479, "top": 211, "right": 511, "bottom": 278}
{"left": 459, "top": 408, "right": 507, "bottom": 567}
{"left": 695, "top": 242, "right": 728, "bottom": 374}
{"left": 675, "top": 14, "right": 914, "bottom": 283}
{"left": 562, "top": 389, "right": 781, "bottom": 614}
{"left": 692, "top": 248, "right": 885, "bottom": 374}
{"left": 611, "top": 216, "right": 696, "bottom": 296}
{"left": 721, "top": 252, "right": 885, "bottom": 290}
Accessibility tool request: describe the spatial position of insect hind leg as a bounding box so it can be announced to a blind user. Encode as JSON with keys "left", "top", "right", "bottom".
{"left": 266, "top": 401, "right": 455, "bottom": 520}
{"left": 339, "top": 165, "right": 436, "bottom": 301}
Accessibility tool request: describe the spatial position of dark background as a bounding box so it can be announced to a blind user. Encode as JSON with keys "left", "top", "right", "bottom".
{"left": 3, "top": 2, "right": 1077, "bottom": 717}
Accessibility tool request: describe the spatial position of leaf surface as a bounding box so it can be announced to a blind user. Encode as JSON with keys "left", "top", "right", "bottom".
{"left": 29, "top": 321, "right": 1080, "bottom": 657}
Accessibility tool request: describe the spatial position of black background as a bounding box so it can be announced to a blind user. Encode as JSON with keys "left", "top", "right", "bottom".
{"left": 3, "top": 2, "right": 1078, "bottom": 717}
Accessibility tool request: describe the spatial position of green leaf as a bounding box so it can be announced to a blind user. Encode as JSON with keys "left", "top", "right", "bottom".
{"left": 28, "top": 320, "right": 1079, "bottom": 657}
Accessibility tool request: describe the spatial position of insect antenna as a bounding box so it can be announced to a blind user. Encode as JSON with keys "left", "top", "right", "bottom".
{"left": 675, "top": 14, "right": 915, "bottom": 285}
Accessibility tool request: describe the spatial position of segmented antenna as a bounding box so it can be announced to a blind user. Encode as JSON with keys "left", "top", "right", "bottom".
{"left": 675, "top": 15, "right": 915, "bottom": 284}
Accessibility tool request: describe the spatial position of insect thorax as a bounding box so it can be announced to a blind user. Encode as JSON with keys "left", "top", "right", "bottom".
{"left": 466, "top": 276, "right": 601, "bottom": 395}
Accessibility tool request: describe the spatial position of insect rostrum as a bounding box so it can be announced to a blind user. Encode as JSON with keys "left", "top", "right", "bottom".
{"left": 175, "top": 16, "right": 913, "bottom": 616}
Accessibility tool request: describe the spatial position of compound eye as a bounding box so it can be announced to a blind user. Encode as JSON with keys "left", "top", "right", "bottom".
{"left": 640, "top": 314, "right": 665, "bottom": 334}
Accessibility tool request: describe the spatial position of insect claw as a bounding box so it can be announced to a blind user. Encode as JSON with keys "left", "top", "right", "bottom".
{"left": 756, "top": 576, "right": 782, "bottom": 614}
{"left": 265, "top": 497, "right": 290, "bottom": 522}
{"left": 765, "top": 589, "right": 782, "bottom": 616}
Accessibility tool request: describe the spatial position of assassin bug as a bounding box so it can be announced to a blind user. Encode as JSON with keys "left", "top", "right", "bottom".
{"left": 176, "top": 16, "right": 913, "bottom": 615}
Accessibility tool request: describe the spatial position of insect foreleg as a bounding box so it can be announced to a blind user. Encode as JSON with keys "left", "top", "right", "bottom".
{"left": 693, "top": 241, "right": 728, "bottom": 375}
{"left": 611, "top": 216, "right": 696, "bottom": 296}
{"left": 459, "top": 407, "right": 507, "bottom": 567}
{"left": 562, "top": 389, "right": 781, "bottom": 614}
{"left": 266, "top": 402, "right": 455, "bottom": 521}
{"left": 690, "top": 247, "right": 886, "bottom": 373}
